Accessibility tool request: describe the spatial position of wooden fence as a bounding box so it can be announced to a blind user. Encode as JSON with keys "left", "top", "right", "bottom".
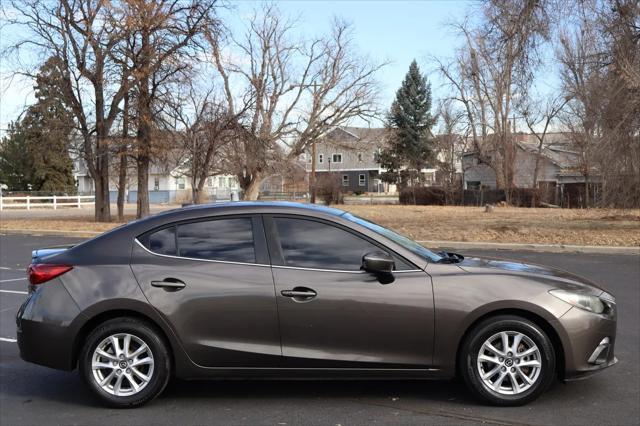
{"left": 0, "top": 195, "right": 95, "bottom": 211}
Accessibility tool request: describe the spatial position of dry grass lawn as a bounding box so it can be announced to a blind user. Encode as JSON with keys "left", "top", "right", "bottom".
{"left": 1, "top": 206, "right": 639, "bottom": 246}
{"left": 339, "top": 205, "right": 640, "bottom": 246}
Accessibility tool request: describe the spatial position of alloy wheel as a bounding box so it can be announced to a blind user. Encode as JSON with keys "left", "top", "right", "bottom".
{"left": 476, "top": 331, "right": 541, "bottom": 395}
{"left": 91, "top": 333, "right": 155, "bottom": 397}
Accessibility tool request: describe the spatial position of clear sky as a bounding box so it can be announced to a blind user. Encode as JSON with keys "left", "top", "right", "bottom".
{"left": 0, "top": 0, "right": 474, "bottom": 134}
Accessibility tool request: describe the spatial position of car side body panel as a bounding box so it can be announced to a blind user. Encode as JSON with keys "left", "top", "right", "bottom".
{"left": 16, "top": 202, "right": 617, "bottom": 383}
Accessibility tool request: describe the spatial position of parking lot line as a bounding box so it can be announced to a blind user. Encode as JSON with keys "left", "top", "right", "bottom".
{"left": 0, "top": 337, "right": 17, "bottom": 343}
{"left": 0, "top": 289, "right": 27, "bottom": 295}
{"left": 0, "top": 278, "right": 26, "bottom": 283}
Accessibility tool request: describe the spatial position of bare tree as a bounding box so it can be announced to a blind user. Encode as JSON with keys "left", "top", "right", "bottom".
{"left": 557, "top": 0, "right": 639, "bottom": 208}
{"left": 113, "top": 0, "right": 218, "bottom": 218}
{"left": 209, "top": 5, "right": 386, "bottom": 200}
{"left": 435, "top": 99, "right": 466, "bottom": 202}
{"left": 166, "top": 86, "right": 248, "bottom": 204}
{"left": 436, "top": 0, "right": 550, "bottom": 202}
{"left": 519, "top": 93, "right": 569, "bottom": 205}
{"left": 5, "top": 0, "right": 135, "bottom": 221}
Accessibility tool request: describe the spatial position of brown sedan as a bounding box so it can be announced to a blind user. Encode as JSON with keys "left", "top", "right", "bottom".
{"left": 17, "top": 202, "right": 617, "bottom": 407}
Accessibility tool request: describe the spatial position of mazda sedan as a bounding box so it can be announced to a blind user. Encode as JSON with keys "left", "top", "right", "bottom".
{"left": 18, "top": 202, "right": 617, "bottom": 407}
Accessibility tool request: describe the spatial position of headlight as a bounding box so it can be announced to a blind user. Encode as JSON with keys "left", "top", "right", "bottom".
{"left": 549, "top": 289, "right": 607, "bottom": 314}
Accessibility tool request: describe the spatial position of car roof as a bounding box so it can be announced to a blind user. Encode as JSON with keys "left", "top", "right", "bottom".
{"left": 175, "top": 201, "right": 347, "bottom": 217}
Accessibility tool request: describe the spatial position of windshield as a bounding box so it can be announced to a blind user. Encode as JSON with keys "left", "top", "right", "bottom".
{"left": 342, "top": 212, "right": 443, "bottom": 263}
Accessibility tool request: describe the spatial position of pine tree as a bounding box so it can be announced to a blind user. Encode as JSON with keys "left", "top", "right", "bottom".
{"left": 0, "top": 57, "right": 76, "bottom": 192}
{"left": 380, "top": 60, "right": 435, "bottom": 189}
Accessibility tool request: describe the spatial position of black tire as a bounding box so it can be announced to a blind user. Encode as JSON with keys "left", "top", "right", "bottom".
{"left": 459, "top": 315, "right": 556, "bottom": 406}
{"left": 79, "top": 317, "right": 171, "bottom": 408}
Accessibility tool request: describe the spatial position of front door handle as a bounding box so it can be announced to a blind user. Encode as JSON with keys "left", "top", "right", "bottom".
{"left": 281, "top": 286, "right": 317, "bottom": 301}
{"left": 151, "top": 278, "right": 186, "bottom": 291}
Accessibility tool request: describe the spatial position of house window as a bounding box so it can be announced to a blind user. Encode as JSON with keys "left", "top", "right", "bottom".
{"left": 207, "top": 177, "right": 214, "bottom": 187}
{"left": 373, "top": 151, "right": 380, "bottom": 163}
{"left": 218, "top": 176, "right": 225, "bottom": 187}
{"left": 342, "top": 175, "right": 349, "bottom": 186}
{"left": 358, "top": 174, "right": 366, "bottom": 186}
{"left": 318, "top": 154, "right": 324, "bottom": 164}
{"left": 467, "top": 181, "right": 481, "bottom": 190}
{"left": 332, "top": 153, "right": 342, "bottom": 163}
{"left": 177, "top": 177, "right": 185, "bottom": 190}
{"left": 153, "top": 177, "right": 160, "bottom": 191}
{"left": 357, "top": 153, "right": 363, "bottom": 162}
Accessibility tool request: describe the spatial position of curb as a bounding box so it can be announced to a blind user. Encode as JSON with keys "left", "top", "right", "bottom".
{"left": 1, "top": 229, "right": 638, "bottom": 255}
{"left": 418, "top": 240, "right": 640, "bottom": 255}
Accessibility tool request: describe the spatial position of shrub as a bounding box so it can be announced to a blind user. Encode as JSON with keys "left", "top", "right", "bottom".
{"left": 399, "top": 187, "right": 447, "bottom": 205}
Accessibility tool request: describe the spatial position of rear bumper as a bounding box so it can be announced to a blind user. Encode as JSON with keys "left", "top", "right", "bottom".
{"left": 556, "top": 306, "right": 617, "bottom": 380}
{"left": 16, "top": 281, "right": 80, "bottom": 371}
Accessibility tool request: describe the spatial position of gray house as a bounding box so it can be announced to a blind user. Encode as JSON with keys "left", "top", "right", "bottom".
{"left": 305, "top": 127, "right": 390, "bottom": 193}
{"left": 462, "top": 133, "right": 597, "bottom": 202}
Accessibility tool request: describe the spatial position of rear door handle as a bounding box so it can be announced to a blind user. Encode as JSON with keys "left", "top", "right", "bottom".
{"left": 281, "top": 286, "right": 317, "bottom": 301}
{"left": 151, "top": 279, "right": 186, "bottom": 291}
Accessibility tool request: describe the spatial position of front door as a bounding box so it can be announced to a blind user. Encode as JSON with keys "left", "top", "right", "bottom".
{"left": 265, "top": 215, "right": 434, "bottom": 368}
{"left": 131, "top": 215, "right": 281, "bottom": 368}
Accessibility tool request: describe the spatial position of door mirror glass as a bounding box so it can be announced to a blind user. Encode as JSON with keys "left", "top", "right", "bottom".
{"left": 362, "top": 251, "right": 395, "bottom": 274}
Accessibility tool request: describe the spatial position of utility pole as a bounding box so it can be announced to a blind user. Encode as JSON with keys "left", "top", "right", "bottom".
{"left": 310, "top": 140, "right": 317, "bottom": 203}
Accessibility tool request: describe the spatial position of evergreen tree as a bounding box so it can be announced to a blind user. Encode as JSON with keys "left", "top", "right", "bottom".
{"left": 0, "top": 121, "right": 32, "bottom": 190}
{"left": 379, "top": 60, "right": 435, "bottom": 189}
{"left": 0, "top": 57, "right": 76, "bottom": 192}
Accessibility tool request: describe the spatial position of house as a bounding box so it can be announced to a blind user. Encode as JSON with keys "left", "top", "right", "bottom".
{"left": 72, "top": 152, "right": 241, "bottom": 204}
{"left": 462, "top": 133, "right": 599, "bottom": 203}
{"left": 305, "top": 127, "right": 391, "bottom": 193}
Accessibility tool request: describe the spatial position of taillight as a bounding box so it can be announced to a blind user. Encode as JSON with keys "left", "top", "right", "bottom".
{"left": 27, "top": 264, "right": 73, "bottom": 285}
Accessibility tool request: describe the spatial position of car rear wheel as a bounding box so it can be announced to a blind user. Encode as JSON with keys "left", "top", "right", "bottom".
{"left": 460, "top": 315, "right": 556, "bottom": 406}
{"left": 79, "top": 317, "right": 170, "bottom": 408}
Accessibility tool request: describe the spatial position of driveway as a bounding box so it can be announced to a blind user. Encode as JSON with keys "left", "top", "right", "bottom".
{"left": 1, "top": 234, "right": 638, "bottom": 425}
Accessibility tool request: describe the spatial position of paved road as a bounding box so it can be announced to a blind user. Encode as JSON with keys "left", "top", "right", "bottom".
{"left": 0, "top": 234, "right": 638, "bottom": 425}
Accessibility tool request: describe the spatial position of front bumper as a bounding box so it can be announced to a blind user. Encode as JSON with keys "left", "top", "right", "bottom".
{"left": 556, "top": 306, "right": 617, "bottom": 380}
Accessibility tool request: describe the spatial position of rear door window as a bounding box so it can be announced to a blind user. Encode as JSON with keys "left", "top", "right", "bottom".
{"left": 147, "top": 226, "right": 177, "bottom": 256}
{"left": 176, "top": 218, "right": 255, "bottom": 263}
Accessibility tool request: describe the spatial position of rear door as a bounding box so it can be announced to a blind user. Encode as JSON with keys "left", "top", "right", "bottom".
{"left": 265, "top": 215, "right": 434, "bottom": 368}
{"left": 131, "top": 215, "right": 281, "bottom": 368}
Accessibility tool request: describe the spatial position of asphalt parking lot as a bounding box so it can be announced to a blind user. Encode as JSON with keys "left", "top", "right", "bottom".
{"left": 0, "top": 233, "right": 638, "bottom": 425}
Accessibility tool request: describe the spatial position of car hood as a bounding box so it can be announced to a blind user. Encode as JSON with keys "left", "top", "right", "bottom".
{"left": 455, "top": 256, "right": 605, "bottom": 296}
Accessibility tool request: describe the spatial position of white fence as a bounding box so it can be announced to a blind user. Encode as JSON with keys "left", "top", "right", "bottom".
{"left": 0, "top": 195, "right": 95, "bottom": 211}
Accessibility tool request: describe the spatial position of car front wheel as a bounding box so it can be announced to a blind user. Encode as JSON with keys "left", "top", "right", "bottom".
{"left": 460, "top": 315, "right": 556, "bottom": 406}
{"left": 79, "top": 317, "right": 171, "bottom": 408}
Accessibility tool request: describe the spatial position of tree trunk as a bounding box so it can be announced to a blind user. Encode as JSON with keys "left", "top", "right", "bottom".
{"left": 136, "top": 155, "right": 150, "bottom": 218}
{"left": 243, "top": 174, "right": 261, "bottom": 200}
{"left": 94, "top": 134, "right": 111, "bottom": 222}
{"left": 117, "top": 93, "right": 129, "bottom": 222}
{"left": 93, "top": 172, "right": 111, "bottom": 222}
{"left": 117, "top": 153, "right": 127, "bottom": 221}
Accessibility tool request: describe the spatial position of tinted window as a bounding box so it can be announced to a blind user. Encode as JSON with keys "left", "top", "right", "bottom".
{"left": 274, "top": 217, "right": 411, "bottom": 271}
{"left": 177, "top": 218, "right": 255, "bottom": 263}
{"left": 148, "top": 227, "right": 177, "bottom": 256}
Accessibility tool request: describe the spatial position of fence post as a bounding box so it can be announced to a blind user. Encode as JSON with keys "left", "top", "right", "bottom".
{"left": 27, "top": 196, "right": 31, "bottom": 210}
{"left": 53, "top": 195, "right": 57, "bottom": 210}
{"left": 77, "top": 194, "right": 81, "bottom": 208}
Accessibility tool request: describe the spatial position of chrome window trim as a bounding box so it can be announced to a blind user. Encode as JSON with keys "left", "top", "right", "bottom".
{"left": 135, "top": 239, "right": 423, "bottom": 274}
{"left": 134, "top": 238, "right": 270, "bottom": 268}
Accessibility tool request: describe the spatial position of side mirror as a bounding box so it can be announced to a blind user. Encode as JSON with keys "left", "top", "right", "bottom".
{"left": 362, "top": 251, "right": 395, "bottom": 274}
